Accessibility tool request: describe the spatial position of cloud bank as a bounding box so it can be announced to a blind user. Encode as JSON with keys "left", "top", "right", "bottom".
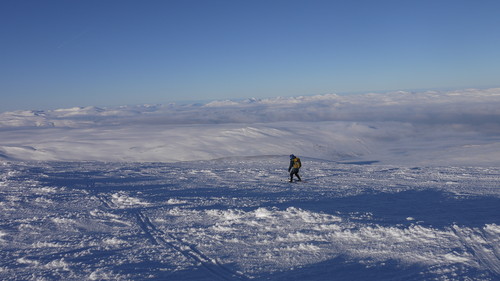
{"left": 1, "top": 88, "right": 499, "bottom": 128}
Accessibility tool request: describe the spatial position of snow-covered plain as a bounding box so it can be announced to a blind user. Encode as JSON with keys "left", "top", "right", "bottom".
{"left": 1, "top": 89, "right": 499, "bottom": 280}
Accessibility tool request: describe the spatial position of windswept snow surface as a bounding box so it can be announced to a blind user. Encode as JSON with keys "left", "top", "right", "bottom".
{"left": 1, "top": 158, "right": 499, "bottom": 280}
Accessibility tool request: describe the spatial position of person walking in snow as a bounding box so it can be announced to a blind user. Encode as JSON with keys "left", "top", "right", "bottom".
{"left": 288, "top": 154, "right": 302, "bottom": 182}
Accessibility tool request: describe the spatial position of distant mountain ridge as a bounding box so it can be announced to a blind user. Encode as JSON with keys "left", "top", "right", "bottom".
{"left": 1, "top": 88, "right": 499, "bottom": 128}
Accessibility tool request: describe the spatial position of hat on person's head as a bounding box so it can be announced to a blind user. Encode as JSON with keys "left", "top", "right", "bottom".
{"left": 290, "top": 154, "right": 295, "bottom": 159}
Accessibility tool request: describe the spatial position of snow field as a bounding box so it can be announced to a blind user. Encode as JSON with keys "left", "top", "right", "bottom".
{"left": 0, "top": 89, "right": 499, "bottom": 280}
{"left": 1, "top": 158, "right": 499, "bottom": 280}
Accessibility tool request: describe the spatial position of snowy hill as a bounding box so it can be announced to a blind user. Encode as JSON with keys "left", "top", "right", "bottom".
{"left": 1, "top": 88, "right": 499, "bottom": 165}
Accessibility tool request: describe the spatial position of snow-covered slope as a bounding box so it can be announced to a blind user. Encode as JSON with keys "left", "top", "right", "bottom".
{"left": 1, "top": 88, "right": 499, "bottom": 165}
{"left": 1, "top": 89, "right": 499, "bottom": 280}
{"left": 1, "top": 158, "right": 499, "bottom": 280}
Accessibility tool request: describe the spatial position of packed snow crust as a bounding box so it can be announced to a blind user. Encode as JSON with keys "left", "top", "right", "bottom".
{"left": 1, "top": 159, "right": 499, "bottom": 280}
{"left": 1, "top": 88, "right": 499, "bottom": 280}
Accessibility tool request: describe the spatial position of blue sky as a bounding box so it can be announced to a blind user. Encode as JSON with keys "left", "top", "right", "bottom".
{"left": 1, "top": 0, "right": 500, "bottom": 112}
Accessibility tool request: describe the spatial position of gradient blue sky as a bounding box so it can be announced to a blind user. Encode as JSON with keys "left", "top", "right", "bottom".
{"left": 1, "top": 0, "right": 500, "bottom": 112}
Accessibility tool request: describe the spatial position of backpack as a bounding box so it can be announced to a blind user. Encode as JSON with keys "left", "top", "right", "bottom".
{"left": 293, "top": 157, "right": 301, "bottom": 169}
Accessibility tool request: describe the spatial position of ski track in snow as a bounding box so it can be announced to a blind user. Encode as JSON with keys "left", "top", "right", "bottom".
{"left": 0, "top": 158, "right": 499, "bottom": 280}
{"left": 134, "top": 211, "right": 248, "bottom": 280}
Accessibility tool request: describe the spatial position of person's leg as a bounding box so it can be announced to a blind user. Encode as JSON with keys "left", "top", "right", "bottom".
{"left": 291, "top": 168, "right": 301, "bottom": 181}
